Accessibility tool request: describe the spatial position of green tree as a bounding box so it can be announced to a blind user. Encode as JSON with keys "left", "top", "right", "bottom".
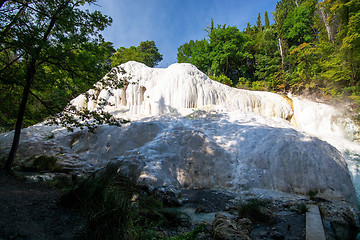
{"left": 257, "top": 12, "right": 263, "bottom": 31}
{"left": 283, "top": 0, "right": 317, "bottom": 46}
{"left": 111, "top": 41, "right": 163, "bottom": 67}
{"left": 273, "top": 0, "right": 295, "bottom": 67}
{"left": 138, "top": 40, "right": 163, "bottom": 67}
{"left": 209, "top": 74, "right": 233, "bottom": 86}
{"left": 317, "top": 0, "right": 360, "bottom": 94}
{"left": 0, "top": 40, "right": 115, "bottom": 131}
{"left": 177, "top": 39, "right": 210, "bottom": 74}
{"left": 208, "top": 25, "right": 253, "bottom": 83}
{"left": 111, "top": 46, "right": 144, "bottom": 66}
{"left": 254, "top": 28, "right": 282, "bottom": 89}
{"left": 265, "top": 11, "right": 270, "bottom": 29}
{"left": 0, "top": 0, "right": 112, "bottom": 171}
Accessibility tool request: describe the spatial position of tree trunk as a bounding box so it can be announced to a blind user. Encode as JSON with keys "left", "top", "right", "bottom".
{"left": 294, "top": 0, "right": 299, "bottom": 7}
{"left": 319, "top": 8, "right": 334, "bottom": 44}
{"left": 278, "top": 38, "right": 285, "bottom": 67}
{"left": 4, "top": 4, "right": 59, "bottom": 171}
{"left": 4, "top": 59, "right": 36, "bottom": 171}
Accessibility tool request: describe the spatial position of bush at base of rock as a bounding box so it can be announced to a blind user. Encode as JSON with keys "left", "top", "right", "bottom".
{"left": 20, "top": 155, "right": 59, "bottom": 172}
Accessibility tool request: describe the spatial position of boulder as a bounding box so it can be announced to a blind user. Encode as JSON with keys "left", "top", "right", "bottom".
{"left": 212, "top": 214, "right": 251, "bottom": 240}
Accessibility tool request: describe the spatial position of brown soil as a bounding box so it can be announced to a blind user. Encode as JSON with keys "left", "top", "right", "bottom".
{"left": 0, "top": 169, "right": 85, "bottom": 240}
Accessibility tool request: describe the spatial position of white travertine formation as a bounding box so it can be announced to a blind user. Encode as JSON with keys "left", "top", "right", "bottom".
{"left": 70, "top": 61, "right": 293, "bottom": 121}
{"left": 1, "top": 61, "right": 359, "bottom": 206}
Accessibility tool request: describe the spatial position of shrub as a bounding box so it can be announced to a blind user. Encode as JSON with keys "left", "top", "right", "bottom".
{"left": 168, "top": 224, "right": 207, "bottom": 240}
{"left": 297, "top": 203, "right": 309, "bottom": 213}
{"left": 307, "top": 190, "right": 318, "bottom": 200}
{"left": 210, "top": 74, "right": 233, "bottom": 86}
{"left": 237, "top": 199, "right": 271, "bottom": 222}
{"left": 21, "top": 155, "right": 58, "bottom": 172}
{"left": 60, "top": 163, "right": 191, "bottom": 239}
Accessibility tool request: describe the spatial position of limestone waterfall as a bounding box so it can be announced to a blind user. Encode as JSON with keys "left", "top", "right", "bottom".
{"left": 1, "top": 61, "right": 359, "bottom": 207}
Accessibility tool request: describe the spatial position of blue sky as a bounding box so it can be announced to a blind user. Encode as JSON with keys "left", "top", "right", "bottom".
{"left": 86, "top": 0, "right": 278, "bottom": 68}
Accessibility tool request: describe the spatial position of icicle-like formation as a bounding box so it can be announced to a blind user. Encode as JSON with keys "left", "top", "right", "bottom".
{"left": 1, "top": 61, "right": 359, "bottom": 207}
{"left": 70, "top": 61, "right": 293, "bottom": 121}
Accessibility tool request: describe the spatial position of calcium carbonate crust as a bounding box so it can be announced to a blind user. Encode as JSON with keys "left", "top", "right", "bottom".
{"left": 0, "top": 61, "right": 358, "bottom": 207}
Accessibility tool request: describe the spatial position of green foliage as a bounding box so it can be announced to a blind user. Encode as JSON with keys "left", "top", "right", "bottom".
{"left": 297, "top": 203, "right": 309, "bottom": 213}
{"left": 265, "top": 11, "right": 270, "bottom": 29}
{"left": 167, "top": 224, "right": 207, "bottom": 240}
{"left": 0, "top": 0, "right": 113, "bottom": 134}
{"left": 307, "top": 189, "right": 318, "bottom": 199}
{"left": 283, "top": 0, "right": 317, "bottom": 46}
{"left": 111, "top": 40, "right": 163, "bottom": 67}
{"left": 257, "top": 12, "right": 262, "bottom": 31}
{"left": 22, "top": 155, "right": 58, "bottom": 172}
{"left": 177, "top": 39, "right": 210, "bottom": 73}
{"left": 61, "top": 164, "right": 192, "bottom": 240}
{"left": 176, "top": 2, "right": 360, "bottom": 107}
{"left": 251, "top": 81, "right": 269, "bottom": 91}
{"left": 210, "top": 74, "right": 233, "bottom": 86}
{"left": 178, "top": 21, "right": 254, "bottom": 85}
{"left": 236, "top": 77, "right": 251, "bottom": 89}
{"left": 208, "top": 25, "right": 253, "bottom": 82}
{"left": 49, "top": 105, "right": 130, "bottom": 133}
{"left": 237, "top": 199, "right": 271, "bottom": 222}
{"left": 254, "top": 28, "right": 282, "bottom": 87}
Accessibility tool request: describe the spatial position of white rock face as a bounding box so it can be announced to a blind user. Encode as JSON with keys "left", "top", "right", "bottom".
{"left": 70, "top": 61, "right": 293, "bottom": 120}
{"left": 0, "top": 61, "right": 358, "bottom": 206}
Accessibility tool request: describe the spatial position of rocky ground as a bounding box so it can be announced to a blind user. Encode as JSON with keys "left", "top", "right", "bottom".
{"left": 0, "top": 169, "right": 359, "bottom": 240}
{"left": 0, "top": 169, "right": 85, "bottom": 240}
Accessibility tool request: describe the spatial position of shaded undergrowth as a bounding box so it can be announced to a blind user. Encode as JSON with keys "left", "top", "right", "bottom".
{"left": 59, "top": 164, "right": 203, "bottom": 240}
{"left": 237, "top": 198, "right": 272, "bottom": 223}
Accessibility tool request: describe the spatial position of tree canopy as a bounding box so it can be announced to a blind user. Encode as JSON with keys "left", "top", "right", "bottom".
{"left": 177, "top": 0, "right": 360, "bottom": 102}
{"left": 111, "top": 40, "right": 163, "bottom": 68}
{"left": 0, "top": 0, "right": 112, "bottom": 170}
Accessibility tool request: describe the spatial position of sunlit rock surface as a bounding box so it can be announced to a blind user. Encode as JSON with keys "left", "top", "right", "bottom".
{"left": 0, "top": 61, "right": 359, "bottom": 207}
{"left": 71, "top": 61, "right": 293, "bottom": 120}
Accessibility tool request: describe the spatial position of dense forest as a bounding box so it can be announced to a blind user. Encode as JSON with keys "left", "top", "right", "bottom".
{"left": 1, "top": 0, "right": 360, "bottom": 134}
{"left": 178, "top": 0, "right": 360, "bottom": 105}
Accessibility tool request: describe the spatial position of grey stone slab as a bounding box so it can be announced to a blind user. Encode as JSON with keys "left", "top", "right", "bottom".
{"left": 306, "top": 204, "right": 326, "bottom": 240}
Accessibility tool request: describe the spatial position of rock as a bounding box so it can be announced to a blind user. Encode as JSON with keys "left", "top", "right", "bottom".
{"left": 212, "top": 214, "right": 251, "bottom": 240}
{"left": 0, "top": 61, "right": 358, "bottom": 208}
{"left": 257, "top": 229, "right": 270, "bottom": 238}
{"left": 332, "top": 220, "right": 352, "bottom": 240}
{"left": 195, "top": 205, "right": 207, "bottom": 214}
{"left": 270, "top": 231, "right": 284, "bottom": 239}
{"left": 318, "top": 200, "right": 360, "bottom": 240}
{"left": 236, "top": 218, "right": 253, "bottom": 234}
{"left": 237, "top": 199, "right": 273, "bottom": 223}
{"left": 154, "top": 188, "right": 183, "bottom": 207}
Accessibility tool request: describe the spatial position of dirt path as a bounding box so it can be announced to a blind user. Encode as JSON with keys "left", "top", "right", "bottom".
{"left": 0, "top": 170, "right": 84, "bottom": 240}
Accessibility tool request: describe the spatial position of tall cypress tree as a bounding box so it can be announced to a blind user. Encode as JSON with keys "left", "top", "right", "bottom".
{"left": 257, "top": 12, "right": 262, "bottom": 31}
{"left": 265, "top": 11, "right": 270, "bottom": 29}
